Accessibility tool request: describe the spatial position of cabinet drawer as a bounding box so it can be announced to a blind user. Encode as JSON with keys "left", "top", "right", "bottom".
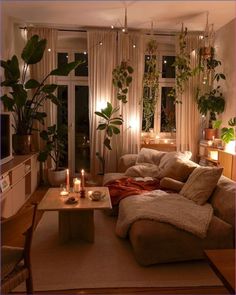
{"left": 1, "top": 190, "right": 13, "bottom": 218}
{"left": 12, "top": 179, "right": 25, "bottom": 215}
{"left": 12, "top": 164, "right": 25, "bottom": 184}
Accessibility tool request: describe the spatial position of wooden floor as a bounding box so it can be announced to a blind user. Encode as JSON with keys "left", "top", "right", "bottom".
{"left": 9, "top": 186, "right": 229, "bottom": 295}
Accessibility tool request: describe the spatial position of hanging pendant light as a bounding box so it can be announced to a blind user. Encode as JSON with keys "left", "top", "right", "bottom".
{"left": 122, "top": 7, "right": 128, "bottom": 33}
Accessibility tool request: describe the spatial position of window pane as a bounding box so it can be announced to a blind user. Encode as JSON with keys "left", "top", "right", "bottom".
{"left": 162, "top": 56, "right": 175, "bottom": 78}
{"left": 75, "top": 53, "right": 88, "bottom": 76}
{"left": 57, "top": 85, "right": 68, "bottom": 167}
{"left": 57, "top": 53, "right": 68, "bottom": 68}
{"left": 161, "top": 87, "right": 176, "bottom": 132}
{"left": 75, "top": 85, "right": 90, "bottom": 173}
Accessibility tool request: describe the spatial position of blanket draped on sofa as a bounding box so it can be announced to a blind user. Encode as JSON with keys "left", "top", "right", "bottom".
{"left": 116, "top": 190, "right": 213, "bottom": 239}
{"left": 106, "top": 177, "right": 162, "bottom": 206}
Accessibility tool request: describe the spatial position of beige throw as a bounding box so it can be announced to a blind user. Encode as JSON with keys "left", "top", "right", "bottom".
{"left": 116, "top": 190, "right": 213, "bottom": 239}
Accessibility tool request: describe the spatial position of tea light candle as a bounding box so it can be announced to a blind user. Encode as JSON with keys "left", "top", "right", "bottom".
{"left": 73, "top": 178, "right": 81, "bottom": 193}
{"left": 209, "top": 150, "right": 218, "bottom": 161}
{"left": 66, "top": 169, "right": 70, "bottom": 191}
{"left": 81, "top": 169, "right": 85, "bottom": 190}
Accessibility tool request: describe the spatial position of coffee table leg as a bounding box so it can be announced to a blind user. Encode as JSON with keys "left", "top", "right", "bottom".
{"left": 58, "top": 210, "right": 94, "bottom": 243}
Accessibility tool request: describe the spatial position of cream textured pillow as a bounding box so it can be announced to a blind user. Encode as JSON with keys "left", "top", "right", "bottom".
{"left": 158, "top": 151, "right": 192, "bottom": 169}
{"left": 180, "top": 167, "right": 223, "bottom": 205}
{"left": 136, "top": 148, "right": 166, "bottom": 166}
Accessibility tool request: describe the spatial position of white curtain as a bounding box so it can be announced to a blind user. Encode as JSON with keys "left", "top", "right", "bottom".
{"left": 117, "top": 32, "right": 144, "bottom": 156}
{"left": 175, "top": 33, "right": 202, "bottom": 161}
{"left": 88, "top": 30, "right": 117, "bottom": 176}
{"left": 27, "top": 28, "right": 58, "bottom": 164}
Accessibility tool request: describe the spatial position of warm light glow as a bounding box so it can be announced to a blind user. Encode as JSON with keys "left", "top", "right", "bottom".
{"left": 164, "top": 139, "right": 168, "bottom": 144}
{"left": 129, "top": 116, "right": 138, "bottom": 130}
{"left": 48, "top": 48, "right": 51, "bottom": 52}
{"left": 155, "top": 135, "right": 160, "bottom": 139}
{"left": 99, "top": 41, "right": 103, "bottom": 46}
{"left": 225, "top": 140, "right": 236, "bottom": 155}
{"left": 73, "top": 178, "right": 81, "bottom": 193}
{"left": 163, "top": 60, "right": 167, "bottom": 64}
{"left": 111, "top": 25, "right": 114, "bottom": 29}
{"left": 96, "top": 100, "right": 107, "bottom": 111}
{"left": 209, "top": 150, "right": 218, "bottom": 161}
{"left": 132, "top": 44, "right": 136, "bottom": 48}
{"left": 83, "top": 51, "right": 87, "bottom": 55}
{"left": 199, "top": 35, "right": 204, "bottom": 40}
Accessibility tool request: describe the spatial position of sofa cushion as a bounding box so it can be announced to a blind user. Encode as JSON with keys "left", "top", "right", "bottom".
{"left": 160, "top": 177, "right": 185, "bottom": 192}
{"left": 159, "top": 158, "right": 198, "bottom": 181}
{"left": 1, "top": 246, "right": 24, "bottom": 278}
{"left": 180, "top": 166, "right": 223, "bottom": 205}
{"left": 136, "top": 148, "right": 166, "bottom": 166}
{"left": 125, "top": 163, "right": 160, "bottom": 178}
{"left": 210, "top": 175, "right": 236, "bottom": 228}
{"left": 129, "top": 215, "right": 233, "bottom": 265}
{"left": 158, "top": 151, "right": 192, "bottom": 169}
{"left": 118, "top": 154, "right": 138, "bottom": 173}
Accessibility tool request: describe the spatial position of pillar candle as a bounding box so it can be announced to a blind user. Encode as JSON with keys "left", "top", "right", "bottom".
{"left": 81, "top": 169, "right": 85, "bottom": 190}
{"left": 66, "top": 169, "right": 70, "bottom": 191}
{"left": 73, "top": 178, "right": 81, "bottom": 193}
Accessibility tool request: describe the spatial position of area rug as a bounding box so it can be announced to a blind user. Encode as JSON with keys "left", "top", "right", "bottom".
{"left": 16, "top": 210, "right": 222, "bottom": 291}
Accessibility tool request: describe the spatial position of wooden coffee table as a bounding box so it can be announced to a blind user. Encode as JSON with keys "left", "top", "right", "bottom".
{"left": 38, "top": 187, "right": 112, "bottom": 243}
{"left": 204, "top": 249, "right": 235, "bottom": 294}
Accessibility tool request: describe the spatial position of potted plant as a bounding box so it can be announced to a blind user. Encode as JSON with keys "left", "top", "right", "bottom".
{"left": 196, "top": 52, "right": 226, "bottom": 140}
{"left": 0, "top": 34, "right": 81, "bottom": 154}
{"left": 37, "top": 124, "right": 68, "bottom": 186}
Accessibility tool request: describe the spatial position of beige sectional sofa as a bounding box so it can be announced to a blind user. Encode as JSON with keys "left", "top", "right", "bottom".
{"left": 104, "top": 151, "right": 235, "bottom": 266}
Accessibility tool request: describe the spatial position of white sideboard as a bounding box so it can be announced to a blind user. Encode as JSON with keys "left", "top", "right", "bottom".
{"left": 0, "top": 153, "right": 40, "bottom": 218}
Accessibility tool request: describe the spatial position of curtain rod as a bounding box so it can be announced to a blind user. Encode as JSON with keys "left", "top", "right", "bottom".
{"left": 19, "top": 27, "right": 175, "bottom": 36}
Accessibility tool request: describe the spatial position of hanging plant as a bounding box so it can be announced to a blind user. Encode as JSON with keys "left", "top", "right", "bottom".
{"left": 112, "top": 60, "right": 134, "bottom": 103}
{"left": 141, "top": 39, "right": 159, "bottom": 132}
{"left": 168, "top": 26, "right": 200, "bottom": 103}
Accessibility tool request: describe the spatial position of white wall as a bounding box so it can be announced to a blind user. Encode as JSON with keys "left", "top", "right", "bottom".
{"left": 215, "top": 18, "right": 236, "bottom": 127}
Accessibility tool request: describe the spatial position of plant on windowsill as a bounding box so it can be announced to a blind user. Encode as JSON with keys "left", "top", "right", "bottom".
{"left": 37, "top": 124, "right": 68, "bottom": 186}
{"left": 142, "top": 39, "right": 159, "bottom": 132}
{"left": 0, "top": 34, "right": 82, "bottom": 155}
{"left": 95, "top": 102, "right": 123, "bottom": 175}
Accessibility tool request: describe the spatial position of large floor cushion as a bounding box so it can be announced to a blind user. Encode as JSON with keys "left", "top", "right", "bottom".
{"left": 129, "top": 216, "right": 234, "bottom": 266}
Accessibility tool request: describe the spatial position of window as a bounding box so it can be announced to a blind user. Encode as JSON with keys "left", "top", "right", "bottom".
{"left": 56, "top": 39, "right": 89, "bottom": 175}
{"left": 142, "top": 46, "right": 176, "bottom": 136}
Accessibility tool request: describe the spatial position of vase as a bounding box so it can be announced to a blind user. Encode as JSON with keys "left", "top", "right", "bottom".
{"left": 204, "top": 128, "right": 217, "bottom": 140}
{"left": 12, "top": 134, "right": 32, "bottom": 155}
{"left": 48, "top": 168, "right": 67, "bottom": 187}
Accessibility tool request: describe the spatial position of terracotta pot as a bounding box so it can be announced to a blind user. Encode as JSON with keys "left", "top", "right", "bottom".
{"left": 204, "top": 128, "right": 217, "bottom": 140}
{"left": 200, "top": 46, "right": 214, "bottom": 59}
{"left": 12, "top": 134, "right": 32, "bottom": 155}
{"left": 48, "top": 168, "right": 66, "bottom": 187}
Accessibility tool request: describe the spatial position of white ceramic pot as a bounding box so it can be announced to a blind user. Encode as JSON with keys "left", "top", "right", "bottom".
{"left": 47, "top": 168, "right": 66, "bottom": 187}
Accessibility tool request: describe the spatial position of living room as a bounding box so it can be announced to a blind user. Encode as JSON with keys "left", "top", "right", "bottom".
{"left": 1, "top": 1, "right": 235, "bottom": 294}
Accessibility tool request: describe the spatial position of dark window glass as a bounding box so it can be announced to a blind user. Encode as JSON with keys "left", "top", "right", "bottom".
{"left": 161, "top": 87, "right": 176, "bottom": 132}
{"left": 57, "top": 53, "right": 68, "bottom": 68}
{"left": 57, "top": 85, "right": 68, "bottom": 167}
{"left": 75, "top": 53, "right": 88, "bottom": 76}
{"left": 75, "top": 85, "right": 90, "bottom": 172}
{"left": 162, "top": 56, "right": 175, "bottom": 78}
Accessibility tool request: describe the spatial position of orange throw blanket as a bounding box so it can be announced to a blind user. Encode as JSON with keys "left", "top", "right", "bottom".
{"left": 106, "top": 177, "right": 161, "bottom": 206}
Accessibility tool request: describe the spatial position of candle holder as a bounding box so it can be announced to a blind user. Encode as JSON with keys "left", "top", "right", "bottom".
{"left": 80, "top": 189, "right": 85, "bottom": 198}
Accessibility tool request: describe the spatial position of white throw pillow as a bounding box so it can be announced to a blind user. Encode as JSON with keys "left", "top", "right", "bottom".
{"left": 125, "top": 163, "right": 161, "bottom": 178}
{"left": 136, "top": 148, "right": 166, "bottom": 166}
{"left": 180, "top": 166, "right": 223, "bottom": 205}
{"left": 159, "top": 151, "right": 192, "bottom": 169}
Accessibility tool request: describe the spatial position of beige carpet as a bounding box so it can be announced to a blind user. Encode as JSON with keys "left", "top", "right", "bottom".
{"left": 17, "top": 210, "right": 222, "bottom": 291}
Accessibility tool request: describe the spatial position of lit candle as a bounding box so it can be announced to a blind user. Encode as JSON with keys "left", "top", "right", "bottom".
{"left": 66, "top": 169, "right": 70, "bottom": 191}
{"left": 212, "top": 135, "right": 215, "bottom": 141}
{"left": 81, "top": 169, "right": 85, "bottom": 190}
{"left": 73, "top": 178, "right": 81, "bottom": 193}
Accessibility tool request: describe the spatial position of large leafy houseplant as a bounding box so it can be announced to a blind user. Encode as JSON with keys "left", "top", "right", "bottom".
{"left": 95, "top": 102, "right": 123, "bottom": 174}
{"left": 0, "top": 34, "right": 81, "bottom": 154}
{"left": 37, "top": 124, "right": 68, "bottom": 186}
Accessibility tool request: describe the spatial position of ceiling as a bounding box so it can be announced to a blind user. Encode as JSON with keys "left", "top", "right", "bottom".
{"left": 1, "top": 1, "right": 236, "bottom": 32}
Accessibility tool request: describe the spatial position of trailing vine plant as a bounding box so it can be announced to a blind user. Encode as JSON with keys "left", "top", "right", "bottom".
{"left": 168, "top": 25, "right": 199, "bottom": 103}
{"left": 112, "top": 60, "right": 134, "bottom": 103}
{"left": 141, "top": 39, "right": 160, "bottom": 132}
{"left": 95, "top": 60, "right": 133, "bottom": 174}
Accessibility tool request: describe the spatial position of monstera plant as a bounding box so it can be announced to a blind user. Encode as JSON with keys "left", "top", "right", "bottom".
{"left": 1, "top": 34, "right": 82, "bottom": 154}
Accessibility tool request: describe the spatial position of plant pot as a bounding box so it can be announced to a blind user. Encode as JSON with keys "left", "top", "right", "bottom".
{"left": 12, "top": 134, "right": 32, "bottom": 155}
{"left": 48, "top": 168, "right": 67, "bottom": 187}
{"left": 200, "top": 46, "right": 214, "bottom": 59}
{"left": 204, "top": 128, "right": 217, "bottom": 140}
